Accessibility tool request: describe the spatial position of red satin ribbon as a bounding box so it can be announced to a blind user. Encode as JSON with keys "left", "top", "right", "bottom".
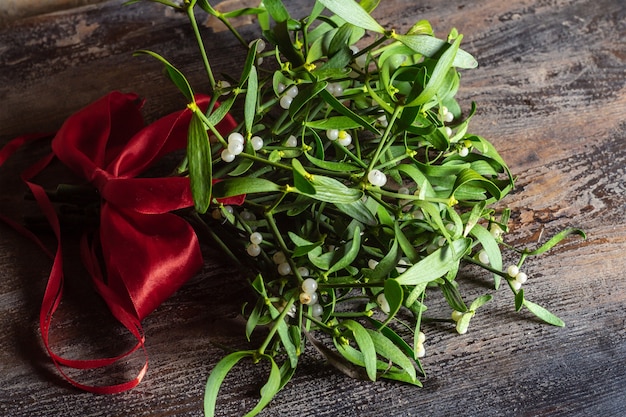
{"left": 0, "top": 91, "right": 242, "bottom": 393}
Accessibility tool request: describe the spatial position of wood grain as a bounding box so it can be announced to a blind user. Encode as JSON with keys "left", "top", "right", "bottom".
{"left": 1, "top": 0, "right": 625, "bottom": 416}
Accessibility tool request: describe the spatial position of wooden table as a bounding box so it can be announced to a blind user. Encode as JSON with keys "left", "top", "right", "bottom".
{"left": 1, "top": 0, "right": 625, "bottom": 415}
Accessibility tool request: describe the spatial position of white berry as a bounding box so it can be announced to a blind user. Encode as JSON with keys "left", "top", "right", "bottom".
{"left": 221, "top": 149, "right": 235, "bottom": 162}
{"left": 279, "top": 95, "right": 293, "bottom": 109}
{"left": 297, "top": 266, "right": 310, "bottom": 277}
{"left": 285, "top": 135, "right": 298, "bottom": 147}
{"left": 368, "top": 259, "right": 379, "bottom": 269}
{"left": 311, "top": 303, "right": 324, "bottom": 318}
{"left": 301, "top": 278, "right": 318, "bottom": 294}
{"left": 326, "top": 128, "right": 339, "bottom": 141}
{"left": 250, "top": 135, "right": 264, "bottom": 151}
{"left": 478, "top": 250, "right": 490, "bottom": 265}
{"left": 277, "top": 262, "right": 292, "bottom": 276}
{"left": 507, "top": 265, "right": 520, "bottom": 278}
{"left": 515, "top": 272, "right": 528, "bottom": 283}
{"left": 228, "top": 132, "right": 244, "bottom": 144}
{"left": 451, "top": 310, "right": 464, "bottom": 322}
{"left": 246, "top": 243, "right": 261, "bottom": 257}
{"left": 416, "top": 343, "right": 426, "bottom": 358}
{"left": 377, "top": 293, "right": 390, "bottom": 314}
{"left": 511, "top": 280, "right": 522, "bottom": 291}
{"left": 227, "top": 140, "right": 244, "bottom": 155}
{"left": 337, "top": 132, "right": 352, "bottom": 147}
{"left": 249, "top": 232, "right": 263, "bottom": 245}
{"left": 367, "top": 169, "right": 387, "bottom": 187}
{"left": 285, "top": 85, "right": 299, "bottom": 98}
{"left": 272, "top": 251, "right": 286, "bottom": 264}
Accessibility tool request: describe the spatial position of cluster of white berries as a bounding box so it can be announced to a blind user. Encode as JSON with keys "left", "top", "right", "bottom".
{"left": 367, "top": 169, "right": 387, "bottom": 187}
{"left": 506, "top": 264, "right": 528, "bottom": 291}
{"left": 300, "top": 277, "right": 324, "bottom": 318}
{"left": 326, "top": 128, "right": 352, "bottom": 147}
{"left": 278, "top": 83, "right": 299, "bottom": 109}
{"left": 440, "top": 106, "right": 454, "bottom": 123}
{"left": 221, "top": 132, "right": 245, "bottom": 162}
{"left": 326, "top": 82, "right": 344, "bottom": 97}
{"left": 221, "top": 132, "right": 264, "bottom": 163}
{"left": 246, "top": 231, "right": 263, "bottom": 257}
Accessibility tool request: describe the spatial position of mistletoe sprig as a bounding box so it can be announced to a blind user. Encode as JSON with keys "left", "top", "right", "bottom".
{"left": 128, "top": 0, "right": 584, "bottom": 415}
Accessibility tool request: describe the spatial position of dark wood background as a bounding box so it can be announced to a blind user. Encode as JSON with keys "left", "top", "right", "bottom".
{"left": 1, "top": 0, "right": 625, "bottom": 416}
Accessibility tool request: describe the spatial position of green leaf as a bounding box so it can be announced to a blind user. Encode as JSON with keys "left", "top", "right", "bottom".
{"left": 404, "top": 36, "right": 462, "bottom": 107}
{"left": 244, "top": 65, "right": 258, "bottom": 136}
{"left": 381, "top": 278, "right": 403, "bottom": 326}
{"left": 304, "top": 151, "right": 361, "bottom": 172}
{"left": 515, "top": 288, "right": 524, "bottom": 311}
{"left": 367, "top": 317, "right": 416, "bottom": 361}
{"left": 363, "top": 238, "right": 400, "bottom": 280}
{"left": 204, "top": 351, "right": 255, "bottom": 417}
{"left": 318, "top": 0, "right": 385, "bottom": 33}
{"left": 394, "top": 34, "right": 478, "bottom": 69}
{"left": 288, "top": 81, "right": 328, "bottom": 119}
{"left": 469, "top": 294, "right": 492, "bottom": 311}
{"left": 327, "top": 225, "right": 362, "bottom": 275}
{"left": 305, "top": 115, "right": 367, "bottom": 131}
{"left": 523, "top": 299, "right": 565, "bottom": 327}
{"left": 134, "top": 50, "right": 194, "bottom": 102}
{"left": 396, "top": 238, "right": 471, "bottom": 286}
{"left": 244, "top": 355, "right": 282, "bottom": 417}
{"left": 524, "top": 228, "right": 586, "bottom": 256}
{"left": 366, "top": 329, "right": 417, "bottom": 383}
{"left": 262, "top": 0, "right": 290, "bottom": 22}
{"left": 212, "top": 177, "right": 281, "bottom": 198}
{"left": 291, "top": 159, "right": 316, "bottom": 195}
{"left": 453, "top": 167, "right": 503, "bottom": 201}
{"left": 319, "top": 89, "right": 380, "bottom": 134}
{"left": 298, "top": 174, "right": 362, "bottom": 203}
{"left": 206, "top": 95, "right": 236, "bottom": 126}
{"left": 341, "top": 320, "right": 377, "bottom": 381}
{"left": 187, "top": 112, "right": 212, "bottom": 213}
{"left": 439, "top": 279, "right": 468, "bottom": 312}
{"left": 336, "top": 200, "right": 377, "bottom": 226}
{"left": 395, "top": 222, "right": 419, "bottom": 263}
{"left": 470, "top": 223, "right": 503, "bottom": 288}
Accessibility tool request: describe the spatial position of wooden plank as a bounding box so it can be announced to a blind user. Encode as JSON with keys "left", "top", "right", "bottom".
{"left": 1, "top": 0, "right": 625, "bottom": 416}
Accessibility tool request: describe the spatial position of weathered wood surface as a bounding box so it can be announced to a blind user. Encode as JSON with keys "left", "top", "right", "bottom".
{"left": 1, "top": 0, "right": 625, "bottom": 416}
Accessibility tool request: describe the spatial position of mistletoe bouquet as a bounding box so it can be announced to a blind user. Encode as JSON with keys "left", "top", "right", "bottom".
{"left": 3, "top": 0, "right": 584, "bottom": 415}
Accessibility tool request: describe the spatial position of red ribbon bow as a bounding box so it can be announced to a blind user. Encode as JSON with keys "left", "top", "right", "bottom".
{"left": 0, "top": 91, "right": 241, "bottom": 393}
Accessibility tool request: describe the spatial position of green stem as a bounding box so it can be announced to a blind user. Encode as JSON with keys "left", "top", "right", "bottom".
{"left": 367, "top": 105, "right": 402, "bottom": 172}
{"left": 186, "top": 3, "right": 216, "bottom": 91}
{"left": 257, "top": 296, "right": 296, "bottom": 355}
{"left": 462, "top": 255, "right": 509, "bottom": 279}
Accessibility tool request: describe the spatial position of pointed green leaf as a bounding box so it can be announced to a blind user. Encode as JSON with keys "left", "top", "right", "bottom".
{"left": 396, "top": 238, "right": 471, "bottom": 286}
{"left": 394, "top": 34, "right": 478, "bottom": 69}
{"left": 341, "top": 320, "right": 377, "bottom": 381}
{"left": 188, "top": 112, "right": 212, "bottom": 213}
{"left": 366, "top": 329, "right": 417, "bottom": 382}
{"left": 204, "top": 351, "right": 255, "bottom": 417}
{"left": 135, "top": 50, "right": 194, "bottom": 102}
{"left": 244, "top": 65, "right": 258, "bottom": 135}
{"left": 318, "top": 0, "right": 385, "bottom": 33}
{"left": 523, "top": 299, "right": 565, "bottom": 327}
{"left": 212, "top": 177, "right": 281, "bottom": 198}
